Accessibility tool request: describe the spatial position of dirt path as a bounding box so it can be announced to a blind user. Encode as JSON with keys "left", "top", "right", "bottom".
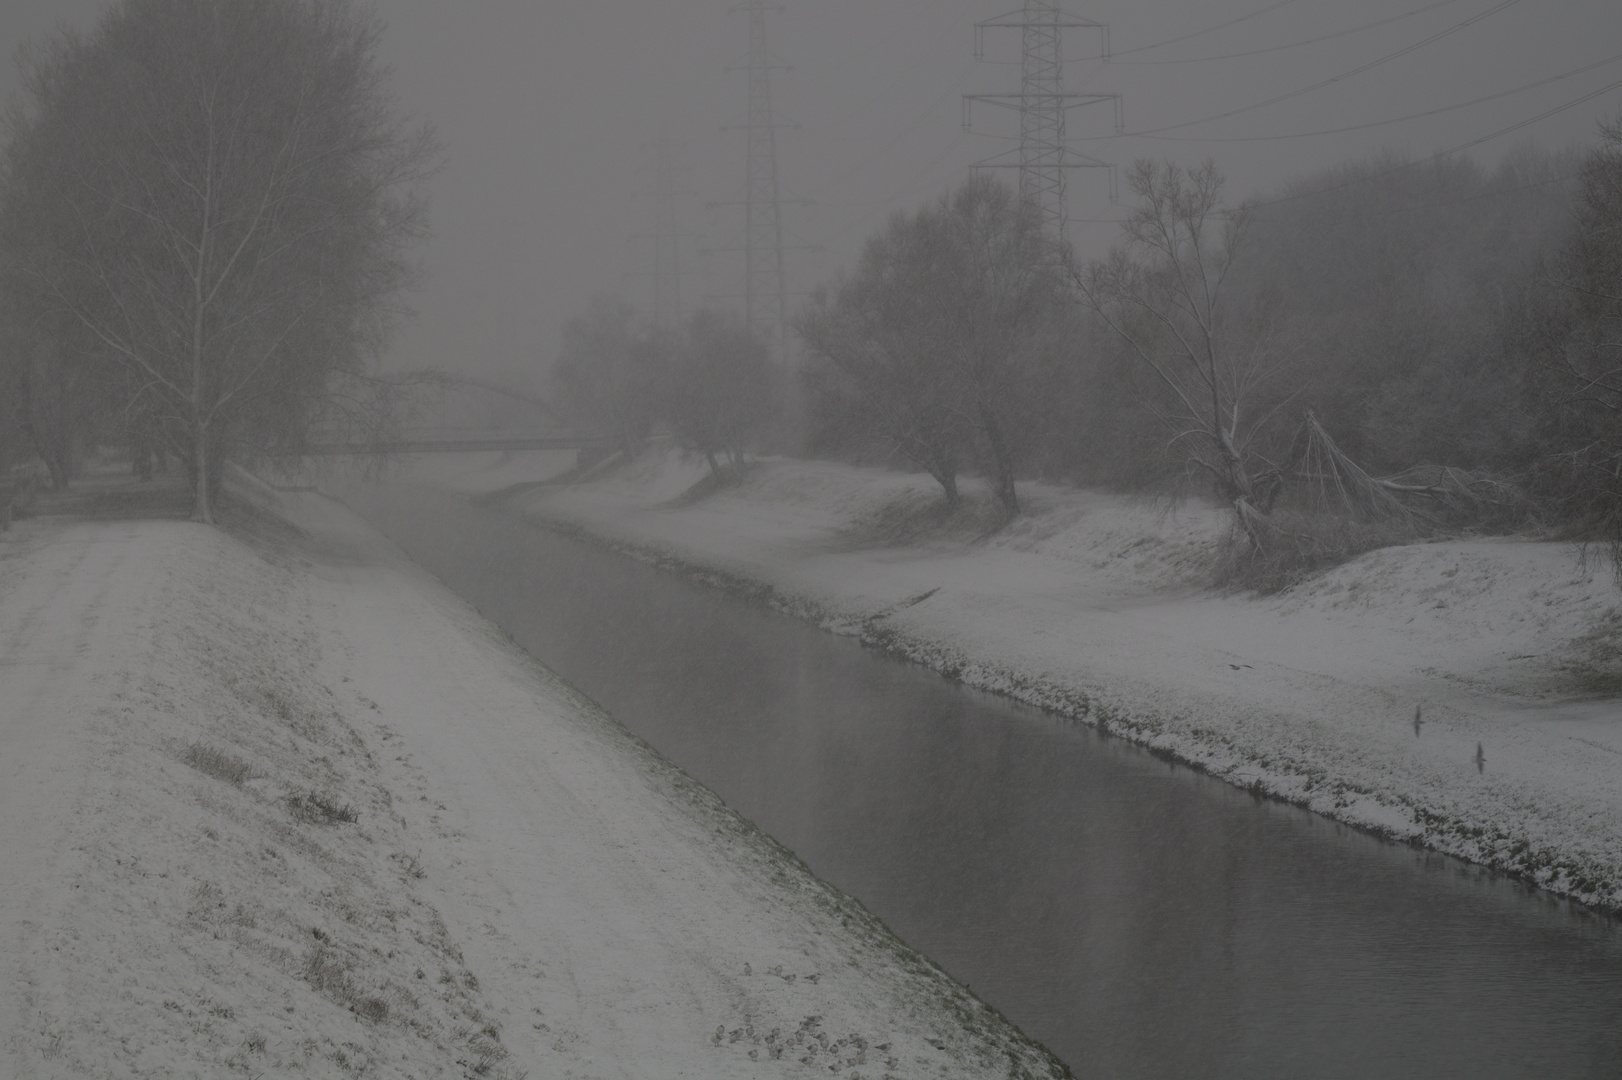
{"left": 0, "top": 517, "right": 181, "bottom": 1073}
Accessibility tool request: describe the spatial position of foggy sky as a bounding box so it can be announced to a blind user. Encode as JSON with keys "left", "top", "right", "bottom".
{"left": 4, "top": 0, "right": 1621, "bottom": 388}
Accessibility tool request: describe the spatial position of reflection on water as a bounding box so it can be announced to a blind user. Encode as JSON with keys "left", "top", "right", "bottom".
{"left": 352, "top": 483, "right": 1622, "bottom": 1079}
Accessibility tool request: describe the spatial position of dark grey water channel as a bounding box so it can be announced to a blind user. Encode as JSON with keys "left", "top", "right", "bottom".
{"left": 351, "top": 483, "right": 1622, "bottom": 1079}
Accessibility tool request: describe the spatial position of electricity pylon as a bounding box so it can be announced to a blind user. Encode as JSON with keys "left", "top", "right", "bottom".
{"left": 629, "top": 143, "right": 697, "bottom": 332}
{"left": 730, "top": 1, "right": 791, "bottom": 354}
{"left": 647, "top": 142, "right": 687, "bottom": 331}
{"left": 963, "top": 1, "right": 1122, "bottom": 240}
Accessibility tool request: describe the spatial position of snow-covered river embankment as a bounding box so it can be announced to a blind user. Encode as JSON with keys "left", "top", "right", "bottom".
{"left": 408, "top": 448, "right": 1622, "bottom": 915}
{"left": 0, "top": 469, "right": 1066, "bottom": 1079}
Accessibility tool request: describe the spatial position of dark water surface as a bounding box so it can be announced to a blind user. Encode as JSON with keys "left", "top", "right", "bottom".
{"left": 350, "top": 483, "right": 1622, "bottom": 1079}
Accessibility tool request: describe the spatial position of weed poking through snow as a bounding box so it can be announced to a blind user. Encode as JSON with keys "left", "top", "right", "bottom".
{"left": 181, "top": 742, "right": 259, "bottom": 785}
{"left": 286, "top": 789, "right": 358, "bottom": 825}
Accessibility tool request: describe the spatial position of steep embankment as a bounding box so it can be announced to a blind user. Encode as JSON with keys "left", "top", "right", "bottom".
{"left": 0, "top": 471, "right": 1067, "bottom": 1079}
{"left": 410, "top": 448, "right": 1622, "bottom": 914}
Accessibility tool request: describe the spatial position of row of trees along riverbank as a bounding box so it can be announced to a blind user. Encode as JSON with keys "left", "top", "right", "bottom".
{"left": 554, "top": 129, "right": 1622, "bottom": 590}
{"left": 0, "top": 0, "right": 435, "bottom": 523}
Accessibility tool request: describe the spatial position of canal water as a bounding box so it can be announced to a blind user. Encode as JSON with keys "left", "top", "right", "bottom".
{"left": 350, "top": 483, "right": 1622, "bottom": 1079}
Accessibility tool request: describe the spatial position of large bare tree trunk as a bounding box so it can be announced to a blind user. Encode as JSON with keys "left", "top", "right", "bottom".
{"left": 978, "top": 399, "right": 1019, "bottom": 518}
{"left": 191, "top": 418, "right": 212, "bottom": 524}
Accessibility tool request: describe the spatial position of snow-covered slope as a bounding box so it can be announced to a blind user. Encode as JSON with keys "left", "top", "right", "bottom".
{"left": 0, "top": 469, "right": 1067, "bottom": 1079}
{"left": 417, "top": 449, "right": 1622, "bottom": 914}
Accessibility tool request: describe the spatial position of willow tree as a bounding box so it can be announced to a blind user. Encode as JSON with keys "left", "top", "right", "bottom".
{"left": 0, "top": 0, "right": 435, "bottom": 521}
{"left": 666, "top": 308, "right": 779, "bottom": 480}
{"left": 797, "top": 176, "right": 1059, "bottom": 516}
{"left": 1541, "top": 118, "right": 1622, "bottom": 577}
{"left": 551, "top": 296, "right": 667, "bottom": 459}
{"left": 1076, "top": 160, "right": 1299, "bottom": 548}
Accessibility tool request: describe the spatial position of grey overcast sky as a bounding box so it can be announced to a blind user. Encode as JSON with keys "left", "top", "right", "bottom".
{"left": 4, "top": 1, "right": 1622, "bottom": 385}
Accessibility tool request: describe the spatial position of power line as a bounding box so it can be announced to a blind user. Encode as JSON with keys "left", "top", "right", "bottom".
{"left": 809, "top": 54, "right": 978, "bottom": 142}
{"left": 1071, "top": 156, "right": 1586, "bottom": 238}
{"left": 1112, "top": 0, "right": 1526, "bottom": 139}
{"left": 644, "top": 142, "right": 689, "bottom": 329}
{"left": 1111, "top": 0, "right": 1465, "bottom": 66}
{"left": 806, "top": 63, "right": 980, "bottom": 202}
{"left": 793, "top": 0, "right": 980, "bottom": 80}
{"left": 1134, "top": 51, "right": 1622, "bottom": 142}
{"left": 823, "top": 131, "right": 975, "bottom": 247}
{"left": 1109, "top": 0, "right": 1303, "bottom": 58}
{"left": 727, "top": 1, "right": 792, "bottom": 356}
{"left": 1435, "top": 75, "right": 1622, "bottom": 157}
{"left": 1232, "top": 76, "right": 1622, "bottom": 213}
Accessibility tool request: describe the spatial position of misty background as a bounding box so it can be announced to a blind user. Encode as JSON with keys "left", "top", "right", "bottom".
{"left": 5, "top": 0, "right": 1619, "bottom": 389}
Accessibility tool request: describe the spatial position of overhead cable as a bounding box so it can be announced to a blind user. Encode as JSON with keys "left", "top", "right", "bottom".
{"left": 1110, "top": 0, "right": 1527, "bottom": 139}
{"left": 1111, "top": 0, "right": 1464, "bottom": 66}
{"left": 1135, "top": 51, "right": 1622, "bottom": 142}
{"left": 1110, "top": 0, "right": 1303, "bottom": 59}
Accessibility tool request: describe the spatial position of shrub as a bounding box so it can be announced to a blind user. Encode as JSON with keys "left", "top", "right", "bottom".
{"left": 286, "top": 790, "right": 358, "bottom": 826}
{"left": 181, "top": 743, "right": 258, "bottom": 785}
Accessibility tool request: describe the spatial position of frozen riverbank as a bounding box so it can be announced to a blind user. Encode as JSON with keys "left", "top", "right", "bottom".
{"left": 407, "top": 448, "right": 1622, "bottom": 914}
{"left": 0, "top": 467, "right": 1065, "bottom": 1079}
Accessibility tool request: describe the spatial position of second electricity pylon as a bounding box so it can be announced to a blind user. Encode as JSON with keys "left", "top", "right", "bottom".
{"left": 731, "top": 1, "right": 791, "bottom": 354}
{"left": 963, "top": 0, "right": 1122, "bottom": 240}
{"left": 647, "top": 142, "right": 686, "bottom": 331}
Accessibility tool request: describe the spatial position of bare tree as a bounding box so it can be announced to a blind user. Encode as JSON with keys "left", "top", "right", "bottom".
{"left": 927, "top": 177, "right": 1061, "bottom": 516}
{"left": 1076, "top": 160, "right": 1299, "bottom": 547}
{"left": 550, "top": 296, "right": 666, "bottom": 458}
{"left": 796, "top": 176, "right": 1059, "bottom": 516}
{"left": 796, "top": 268, "right": 973, "bottom": 507}
{"left": 666, "top": 308, "right": 779, "bottom": 481}
{"left": 0, "top": 0, "right": 436, "bottom": 521}
{"left": 1555, "top": 120, "right": 1622, "bottom": 410}
{"left": 1537, "top": 118, "right": 1622, "bottom": 576}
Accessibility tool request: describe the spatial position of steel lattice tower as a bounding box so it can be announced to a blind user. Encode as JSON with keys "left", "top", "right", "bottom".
{"left": 964, "top": 1, "right": 1122, "bottom": 240}
{"left": 734, "top": 1, "right": 789, "bottom": 352}
{"left": 648, "top": 142, "right": 685, "bottom": 331}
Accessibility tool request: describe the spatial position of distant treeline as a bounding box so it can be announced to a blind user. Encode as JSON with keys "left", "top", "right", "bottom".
{"left": 549, "top": 125, "right": 1622, "bottom": 588}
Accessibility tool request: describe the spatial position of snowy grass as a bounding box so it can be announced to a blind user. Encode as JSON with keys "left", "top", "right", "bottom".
{"left": 303, "top": 943, "right": 393, "bottom": 1024}
{"left": 285, "top": 788, "right": 359, "bottom": 825}
{"left": 1, "top": 508, "right": 525, "bottom": 1076}
{"left": 180, "top": 742, "right": 259, "bottom": 786}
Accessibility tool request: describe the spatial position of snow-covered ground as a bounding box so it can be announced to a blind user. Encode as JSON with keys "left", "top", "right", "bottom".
{"left": 0, "top": 465, "right": 1067, "bottom": 1079}
{"left": 404, "top": 448, "right": 1622, "bottom": 914}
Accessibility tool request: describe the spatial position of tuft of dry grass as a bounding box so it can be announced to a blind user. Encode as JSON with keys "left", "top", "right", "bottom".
{"left": 181, "top": 742, "right": 259, "bottom": 786}
{"left": 355, "top": 996, "right": 391, "bottom": 1024}
{"left": 391, "top": 851, "right": 427, "bottom": 879}
{"left": 286, "top": 790, "right": 358, "bottom": 826}
{"left": 303, "top": 944, "right": 391, "bottom": 1024}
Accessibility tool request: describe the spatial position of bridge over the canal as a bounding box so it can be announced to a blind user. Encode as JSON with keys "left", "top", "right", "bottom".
{"left": 291, "top": 427, "right": 615, "bottom": 457}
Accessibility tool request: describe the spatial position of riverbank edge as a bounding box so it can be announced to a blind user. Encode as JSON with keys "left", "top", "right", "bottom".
{"left": 479, "top": 487, "right": 1622, "bottom": 919}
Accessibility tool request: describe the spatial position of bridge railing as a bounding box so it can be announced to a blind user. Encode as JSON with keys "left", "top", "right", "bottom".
{"left": 283, "top": 429, "right": 615, "bottom": 457}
